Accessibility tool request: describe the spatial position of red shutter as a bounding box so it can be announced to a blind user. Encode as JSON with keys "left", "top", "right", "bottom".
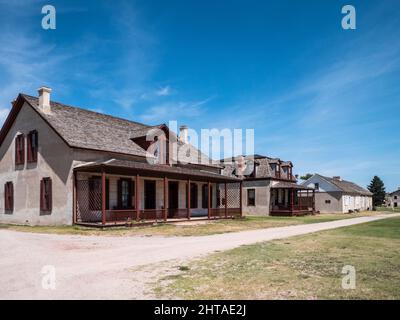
{"left": 15, "top": 137, "right": 19, "bottom": 164}
{"left": 47, "top": 178, "right": 52, "bottom": 211}
{"left": 27, "top": 132, "right": 32, "bottom": 162}
{"left": 40, "top": 179, "right": 44, "bottom": 211}
{"left": 33, "top": 131, "right": 38, "bottom": 162}
{"left": 4, "top": 183, "right": 8, "bottom": 211}
{"left": 20, "top": 135, "right": 25, "bottom": 165}
{"left": 9, "top": 183, "right": 13, "bottom": 211}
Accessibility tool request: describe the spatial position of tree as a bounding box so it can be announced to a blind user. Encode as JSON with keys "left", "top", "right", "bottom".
{"left": 300, "top": 173, "right": 313, "bottom": 181}
{"left": 367, "top": 176, "right": 386, "bottom": 208}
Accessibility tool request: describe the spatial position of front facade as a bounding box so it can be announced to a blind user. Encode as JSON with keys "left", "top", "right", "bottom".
{"left": 0, "top": 88, "right": 241, "bottom": 226}
{"left": 222, "top": 155, "right": 315, "bottom": 216}
{"left": 301, "top": 174, "right": 373, "bottom": 213}
{"left": 387, "top": 189, "right": 400, "bottom": 208}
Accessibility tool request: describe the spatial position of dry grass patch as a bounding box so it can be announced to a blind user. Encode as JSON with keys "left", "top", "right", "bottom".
{"left": 154, "top": 217, "right": 400, "bottom": 299}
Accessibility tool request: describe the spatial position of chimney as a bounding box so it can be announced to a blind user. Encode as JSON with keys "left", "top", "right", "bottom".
{"left": 333, "top": 176, "right": 341, "bottom": 181}
{"left": 38, "top": 86, "right": 52, "bottom": 114}
{"left": 179, "top": 125, "right": 188, "bottom": 143}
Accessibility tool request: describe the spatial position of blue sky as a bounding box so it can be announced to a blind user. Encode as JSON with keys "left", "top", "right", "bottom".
{"left": 0, "top": 0, "right": 399, "bottom": 191}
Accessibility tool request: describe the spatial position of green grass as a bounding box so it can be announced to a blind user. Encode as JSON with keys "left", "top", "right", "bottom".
{"left": 376, "top": 206, "right": 400, "bottom": 213}
{"left": 154, "top": 217, "right": 400, "bottom": 299}
{"left": 0, "top": 211, "right": 384, "bottom": 237}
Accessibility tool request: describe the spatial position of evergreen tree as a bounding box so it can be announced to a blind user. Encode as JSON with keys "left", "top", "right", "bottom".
{"left": 367, "top": 176, "right": 386, "bottom": 208}
{"left": 300, "top": 173, "right": 313, "bottom": 181}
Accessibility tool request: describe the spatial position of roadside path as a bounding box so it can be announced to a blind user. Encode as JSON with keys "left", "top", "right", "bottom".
{"left": 1, "top": 213, "right": 398, "bottom": 299}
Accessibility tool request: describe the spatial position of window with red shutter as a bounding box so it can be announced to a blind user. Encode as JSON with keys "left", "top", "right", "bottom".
{"left": 40, "top": 178, "right": 52, "bottom": 212}
{"left": 4, "top": 182, "right": 13, "bottom": 212}
{"left": 15, "top": 134, "right": 25, "bottom": 165}
{"left": 27, "top": 130, "right": 38, "bottom": 163}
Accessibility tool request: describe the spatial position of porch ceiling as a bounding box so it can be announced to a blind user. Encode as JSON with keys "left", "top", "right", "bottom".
{"left": 74, "top": 159, "right": 240, "bottom": 183}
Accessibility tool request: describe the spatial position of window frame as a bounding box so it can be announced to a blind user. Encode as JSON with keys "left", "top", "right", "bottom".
{"left": 4, "top": 181, "right": 14, "bottom": 212}
{"left": 190, "top": 183, "right": 198, "bottom": 209}
{"left": 27, "top": 130, "right": 38, "bottom": 163}
{"left": 117, "top": 178, "right": 133, "bottom": 209}
{"left": 247, "top": 189, "right": 256, "bottom": 206}
{"left": 40, "top": 177, "right": 52, "bottom": 213}
{"left": 15, "top": 134, "right": 25, "bottom": 166}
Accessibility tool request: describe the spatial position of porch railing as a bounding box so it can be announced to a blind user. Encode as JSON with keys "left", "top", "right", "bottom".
{"left": 75, "top": 178, "right": 242, "bottom": 225}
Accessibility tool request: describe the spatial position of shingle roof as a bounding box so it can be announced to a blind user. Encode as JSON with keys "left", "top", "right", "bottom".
{"left": 21, "top": 94, "right": 219, "bottom": 167}
{"left": 75, "top": 159, "right": 238, "bottom": 182}
{"left": 23, "top": 94, "right": 150, "bottom": 157}
{"left": 318, "top": 174, "right": 373, "bottom": 196}
{"left": 221, "top": 154, "right": 296, "bottom": 181}
{"left": 271, "top": 181, "right": 313, "bottom": 190}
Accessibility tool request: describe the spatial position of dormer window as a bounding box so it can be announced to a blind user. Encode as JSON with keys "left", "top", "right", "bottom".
{"left": 15, "top": 134, "right": 25, "bottom": 166}
{"left": 27, "top": 130, "right": 38, "bottom": 163}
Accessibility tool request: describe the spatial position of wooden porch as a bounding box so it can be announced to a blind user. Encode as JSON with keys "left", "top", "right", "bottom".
{"left": 73, "top": 160, "right": 242, "bottom": 227}
{"left": 270, "top": 182, "right": 315, "bottom": 216}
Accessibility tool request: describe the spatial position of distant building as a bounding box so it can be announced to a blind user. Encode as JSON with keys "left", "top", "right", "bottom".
{"left": 387, "top": 188, "right": 400, "bottom": 208}
{"left": 221, "top": 155, "right": 314, "bottom": 216}
{"left": 301, "top": 174, "right": 372, "bottom": 213}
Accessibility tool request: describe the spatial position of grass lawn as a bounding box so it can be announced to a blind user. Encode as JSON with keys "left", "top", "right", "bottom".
{"left": 376, "top": 206, "right": 400, "bottom": 213}
{"left": 154, "top": 216, "right": 400, "bottom": 299}
{"left": 0, "top": 211, "right": 383, "bottom": 237}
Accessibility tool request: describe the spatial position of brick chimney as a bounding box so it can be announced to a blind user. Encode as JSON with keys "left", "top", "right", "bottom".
{"left": 38, "top": 86, "right": 52, "bottom": 114}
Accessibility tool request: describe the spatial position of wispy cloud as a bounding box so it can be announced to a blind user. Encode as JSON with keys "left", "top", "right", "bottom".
{"left": 139, "top": 96, "right": 214, "bottom": 123}
{"left": 156, "top": 86, "right": 171, "bottom": 96}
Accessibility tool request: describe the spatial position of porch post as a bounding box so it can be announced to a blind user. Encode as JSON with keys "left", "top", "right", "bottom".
{"left": 187, "top": 179, "right": 191, "bottom": 219}
{"left": 101, "top": 166, "right": 106, "bottom": 226}
{"left": 163, "top": 176, "right": 168, "bottom": 221}
{"left": 73, "top": 171, "right": 77, "bottom": 224}
{"left": 312, "top": 189, "right": 316, "bottom": 213}
{"left": 224, "top": 182, "right": 228, "bottom": 218}
{"left": 207, "top": 181, "right": 211, "bottom": 219}
{"left": 135, "top": 174, "right": 140, "bottom": 221}
{"left": 290, "top": 189, "right": 294, "bottom": 214}
{"left": 299, "top": 189, "right": 302, "bottom": 211}
{"left": 239, "top": 181, "right": 243, "bottom": 218}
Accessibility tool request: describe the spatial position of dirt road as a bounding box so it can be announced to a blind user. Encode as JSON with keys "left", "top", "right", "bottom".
{"left": 1, "top": 213, "right": 398, "bottom": 299}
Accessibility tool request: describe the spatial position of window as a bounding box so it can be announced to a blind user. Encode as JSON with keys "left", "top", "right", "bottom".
{"left": 325, "top": 199, "right": 331, "bottom": 204}
{"left": 27, "top": 130, "right": 38, "bottom": 162}
{"left": 4, "top": 182, "right": 13, "bottom": 212}
{"left": 395, "top": 196, "right": 398, "bottom": 200}
{"left": 314, "top": 183, "right": 319, "bottom": 191}
{"left": 89, "top": 177, "right": 109, "bottom": 210}
{"left": 247, "top": 189, "right": 256, "bottom": 206}
{"left": 40, "top": 178, "right": 52, "bottom": 212}
{"left": 202, "top": 184, "right": 213, "bottom": 208}
{"left": 15, "top": 134, "right": 25, "bottom": 165}
{"left": 118, "top": 178, "right": 133, "bottom": 209}
{"left": 190, "top": 183, "right": 198, "bottom": 208}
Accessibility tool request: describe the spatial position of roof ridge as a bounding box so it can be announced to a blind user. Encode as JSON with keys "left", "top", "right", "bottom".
{"left": 21, "top": 93, "right": 151, "bottom": 128}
